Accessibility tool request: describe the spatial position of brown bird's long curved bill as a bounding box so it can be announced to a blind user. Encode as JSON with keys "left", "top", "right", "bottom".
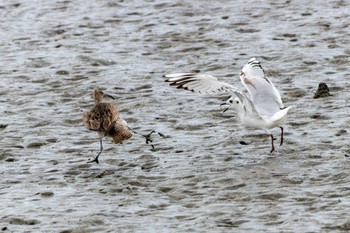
{"left": 104, "top": 93, "right": 115, "bottom": 99}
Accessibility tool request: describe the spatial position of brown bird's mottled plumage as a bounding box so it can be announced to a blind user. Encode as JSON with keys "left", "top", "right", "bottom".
{"left": 83, "top": 89, "right": 132, "bottom": 163}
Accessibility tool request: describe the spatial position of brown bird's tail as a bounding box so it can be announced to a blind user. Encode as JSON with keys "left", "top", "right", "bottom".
{"left": 109, "top": 118, "right": 133, "bottom": 144}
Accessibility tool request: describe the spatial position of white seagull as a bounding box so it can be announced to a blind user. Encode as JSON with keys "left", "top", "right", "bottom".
{"left": 164, "top": 58, "right": 293, "bottom": 153}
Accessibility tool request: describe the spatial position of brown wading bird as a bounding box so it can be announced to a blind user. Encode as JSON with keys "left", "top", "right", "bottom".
{"left": 83, "top": 89, "right": 132, "bottom": 163}
{"left": 165, "top": 58, "right": 293, "bottom": 153}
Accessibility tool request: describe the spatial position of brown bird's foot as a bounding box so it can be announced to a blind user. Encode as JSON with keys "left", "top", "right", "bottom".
{"left": 128, "top": 127, "right": 167, "bottom": 150}
{"left": 88, "top": 151, "right": 101, "bottom": 163}
{"left": 88, "top": 139, "right": 102, "bottom": 164}
{"left": 144, "top": 130, "right": 168, "bottom": 149}
{"left": 129, "top": 128, "right": 156, "bottom": 148}
{"left": 144, "top": 130, "right": 156, "bottom": 145}
{"left": 88, "top": 156, "right": 100, "bottom": 164}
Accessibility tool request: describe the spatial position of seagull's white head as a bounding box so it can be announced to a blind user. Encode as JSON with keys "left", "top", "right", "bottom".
{"left": 228, "top": 97, "right": 242, "bottom": 111}
{"left": 221, "top": 96, "right": 242, "bottom": 113}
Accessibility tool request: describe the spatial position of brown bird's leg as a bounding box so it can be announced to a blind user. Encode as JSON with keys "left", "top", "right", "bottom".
{"left": 143, "top": 130, "right": 156, "bottom": 149}
{"left": 128, "top": 127, "right": 156, "bottom": 149}
{"left": 145, "top": 130, "right": 156, "bottom": 145}
{"left": 270, "top": 134, "right": 275, "bottom": 153}
{"left": 89, "top": 137, "right": 103, "bottom": 164}
{"left": 88, "top": 122, "right": 116, "bottom": 164}
{"left": 279, "top": 126, "right": 284, "bottom": 146}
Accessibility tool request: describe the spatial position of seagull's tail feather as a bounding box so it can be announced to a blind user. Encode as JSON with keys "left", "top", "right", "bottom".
{"left": 270, "top": 105, "right": 294, "bottom": 123}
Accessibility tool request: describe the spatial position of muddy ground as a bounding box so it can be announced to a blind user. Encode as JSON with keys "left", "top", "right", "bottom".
{"left": 0, "top": 0, "right": 349, "bottom": 232}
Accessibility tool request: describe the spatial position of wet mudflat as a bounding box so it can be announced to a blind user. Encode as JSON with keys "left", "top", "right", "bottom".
{"left": 0, "top": 0, "right": 349, "bottom": 232}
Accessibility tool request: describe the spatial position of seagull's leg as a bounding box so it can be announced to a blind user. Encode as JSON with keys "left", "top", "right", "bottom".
{"left": 279, "top": 126, "right": 284, "bottom": 146}
{"left": 89, "top": 137, "right": 103, "bottom": 164}
{"left": 269, "top": 134, "right": 275, "bottom": 153}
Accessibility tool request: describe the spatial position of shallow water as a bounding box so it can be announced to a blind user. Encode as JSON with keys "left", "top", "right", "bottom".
{"left": 0, "top": 0, "right": 349, "bottom": 232}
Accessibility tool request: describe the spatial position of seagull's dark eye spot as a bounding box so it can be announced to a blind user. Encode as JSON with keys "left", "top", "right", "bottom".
{"left": 236, "top": 100, "right": 239, "bottom": 104}
{"left": 229, "top": 100, "right": 233, "bottom": 103}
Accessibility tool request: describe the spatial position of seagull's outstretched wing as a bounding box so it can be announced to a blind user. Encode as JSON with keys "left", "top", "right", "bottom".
{"left": 164, "top": 73, "right": 254, "bottom": 113}
{"left": 240, "top": 58, "right": 284, "bottom": 119}
{"left": 164, "top": 73, "right": 239, "bottom": 94}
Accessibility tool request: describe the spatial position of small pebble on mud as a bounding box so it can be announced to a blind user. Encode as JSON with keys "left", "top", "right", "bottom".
{"left": 314, "top": 82, "right": 332, "bottom": 98}
{"left": 335, "top": 129, "right": 347, "bottom": 136}
{"left": 56, "top": 70, "right": 70, "bottom": 75}
{"left": 5, "top": 158, "right": 15, "bottom": 162}
{"left": 239, "top": 141, "right": 249, "bottom": 145}
{"left": 40, "top": 191, "right": 54, "bottom": 197}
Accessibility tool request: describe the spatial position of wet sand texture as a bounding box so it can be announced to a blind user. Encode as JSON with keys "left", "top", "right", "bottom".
{"left": 0, "top": 0, "right": 350, "bottom": 232}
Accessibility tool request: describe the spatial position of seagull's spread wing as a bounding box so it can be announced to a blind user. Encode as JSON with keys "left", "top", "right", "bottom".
{"left": 240, "top": 58, "right": 284, "bottom": 119}
{"left": 165, "top": 73, "right": 258, "bottom": 115}
{"left": 165, "top": 73, "right": 238, "bottom": 94}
